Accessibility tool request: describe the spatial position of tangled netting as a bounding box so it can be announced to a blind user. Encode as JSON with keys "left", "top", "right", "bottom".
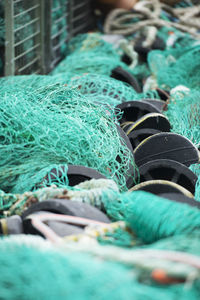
{"left": 0, "top": 85, "right": 134, "bottom": 193}
{"left": 1, "top": 235, "right": 200, "bottom": 300}
{"left": 0, "top": 1, "right": 200, "bottom": 299}
{"left": 148, "top": 45, "right": 200, "bottom": 91}
{"left": 52, "top": 33, "right": 126, "bottom": 76}
{"left": 102, "top": 190, "right": 200, "bottom": 244}
{"left": 164, "top": 88, "right": 200, "bottom": 148}
{"left": 68, "top": 73, "right": 159, "bottom": 107}
{"left": 0, "top": 73, "right": 73, "bottom": 95}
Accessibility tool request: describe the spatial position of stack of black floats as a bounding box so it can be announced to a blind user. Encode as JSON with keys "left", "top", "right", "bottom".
{"left": 116, "top": 97, "right": 200, "bottom": 209}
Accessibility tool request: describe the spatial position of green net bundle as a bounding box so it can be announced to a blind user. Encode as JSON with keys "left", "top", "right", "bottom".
{"left": 64, "top": 33, "right": 120, "bottom": 58}
{"left": 0, "top": 73, "right": 73, "bottom": 95}
{"left": 148, "top": 45, "right": 200, "bottom": 91}
{"left": 102, "top": 190, "right": 200, "bottom": 244}
{"left": 52, "top": 50, "right": 127, "bottom": 76}
{"left": 0, "top": 235, "right": 200, "bottom": 300}
{"left": 0, "top": 84, "right": 134, "bottom": 193}
{"left": 68, "top": 73, "right": 159, "bottom": 107}
{"left": 148, "top": 231, "right": 200, "bottom": 256}
{"left": 52, "top": 33, "right": 127, "bottom": 76}
{"left": 165, "top": 88, "right": 200, "bottom": 148}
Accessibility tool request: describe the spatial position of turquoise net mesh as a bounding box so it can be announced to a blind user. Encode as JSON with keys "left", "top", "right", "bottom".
{"left": 148, "top": 45, "right": 200, "bottom": 91}
{"left": 165, "top": 89, "right": 200, "bottom": 148}
{"left": 0, "top": 2, "right": 200, "bottom": 298}
{"left": 0, "top": 235, "right": 199, "bottom": 300}
{"left": 0, "top": 82, "right": 135, "bottom": 193}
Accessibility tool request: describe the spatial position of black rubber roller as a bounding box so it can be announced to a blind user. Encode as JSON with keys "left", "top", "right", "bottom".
{"left": 23, "top": 211, "right": 85, "bottom": 237}
{"left": 0, "top": 215, "right": 23, "bottom": 235}
{"left": 111, "top": 66, "right": 141, "bottom": 92}
{"left": 156, "top": 88, "right": 170, "bottom": 102}
{"left": 117, "top": 124, "right": 133, "bottom": 154}
{"left": 128, "top": 128, "right": 161, "bottom": 150}
{"left": 116, "top": 124, "right": 136, "bottom": 189}
{"left": 129, "top": 180, "right": 193, "bottom": 198}
{"left": 116, "top": 101, "right": 160, "bottom": 125}
{"left": 134, "top": 132, "right": 200, "bottom": 167}
{"left": 22, "top": 200, "right": 110, "bottom": 223}
{"left": 141, "top": 99, "right": 167, "bottom": 112}
{"left": 136, "top": 159, "right": 197, "bottom": 195}
{"left": 42, "top": 165, "right": 106, "bottom": 187}
{"left": 126, "top": 113, "right": 171, "bottom": 135}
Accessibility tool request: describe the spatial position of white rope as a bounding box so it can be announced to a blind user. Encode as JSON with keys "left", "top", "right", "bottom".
{"left": 104, "top": 0, "right": 200, "bottom": 39}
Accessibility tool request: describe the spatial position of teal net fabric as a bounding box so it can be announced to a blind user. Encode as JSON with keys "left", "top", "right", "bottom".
{"left": 0, "top": 82, "right": 135, "bottom": 193}
{"left": 148, "top": 45, "right": 200, "bottom": 91}
{"left": 0, "top": 235, "right": 199, "bottom": 300}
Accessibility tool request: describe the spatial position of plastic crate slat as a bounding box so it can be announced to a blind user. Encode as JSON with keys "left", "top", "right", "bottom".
{"left": 72, "top": 10, "right": 92, "bottom": 22}
{"left": 14, "top": 30, "right": 40, "bottom": 47}
{"left": 17, "top": 55, "right": 40, "bottom": 73}
{"left": 14, "top": 17, "right": 39, "bottom": 33}
{"left": 14, "top": 43, "right": 40, "bottom": 60}
{"left": 51, "top": 26, "right": 68, "bottom": 40}
{"left": 5, "top": 0, "right": 94, "bottom": 75}
{"left": 54, "top": 13, "right": 68, "bottom": 25}
{"left": 14, "top": 4, "right": 40, "bottom": 18}
{"left": 14, "top": 0, "right": 23, "bottom": 4}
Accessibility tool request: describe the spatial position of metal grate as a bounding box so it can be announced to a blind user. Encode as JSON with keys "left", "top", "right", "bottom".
{"left": 5, "top": 0, "right": 45, "bottom": 75}
{"left": 5, "top": 0, "right": 94, "bottom": 76}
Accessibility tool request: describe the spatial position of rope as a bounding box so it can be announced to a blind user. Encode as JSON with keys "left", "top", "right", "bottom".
{"left": 104, "top": 0, "right": 200, "bottom": 39}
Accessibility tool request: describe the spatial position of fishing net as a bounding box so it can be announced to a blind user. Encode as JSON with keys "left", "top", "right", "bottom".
{"left": 148, "top": 45, "right": 200, "bottom": 90}
{"left": 0, "top": 73, "right": 73, "bottom": 95}
{"left": 0, "top": 84, "right": 134, "bottom": 193}
{"left": 64, "top": 33, "right": 120, "bottom": 58}
{"left": 0, "top": 179, "right": 119, "bottom": 216}
{"left": 0, "top": 235, "right": 200, "bottom": 300}
{"left": 52, "top": 33, "right": 127, "bottom": 76}
{"left": 102, "top": 190, "right": 200, "bottom": 244}
{"left": 52, "top": 50, "right": 127, "bottom": 76}
{"left": 68, "top": 73, "right": 159, "bottom": 107}
{"left": 148, "top": 232, "right": 200, "bottom": 256}
{"left": 165, "top": 88, "right": 200, "bottom": 148}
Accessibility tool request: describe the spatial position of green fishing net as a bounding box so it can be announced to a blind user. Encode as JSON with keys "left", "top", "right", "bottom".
{"left": 52, "top": 32, "right": 127, "bottom": 76}
{"left": 102, "top": 190, "right": 200, "bottom": 244}
{"left": 52, "top": 50, "right": 127, "bottom": 76}
{"left": 0, "top": 84, "right": 134, "bottom": 193}
{"left": 148, "top": 232, "right": 200, "bottom": 256}
{"left": 0, "top": 235, "right": 200, "bottom": 300}
{"left": 0, "top": 73, "right": 73, "bottom": 95}
{"left": 65, "top": 33, "right": 119, "bottom": 58}
{"left": 165, "top": 89, "right": 200, "bottom": 148}
{"left": 68, "top": 73, "right": 159, "bottom": 107}
{"left": 148, "top": 45, "right": 200, "bottom": 90}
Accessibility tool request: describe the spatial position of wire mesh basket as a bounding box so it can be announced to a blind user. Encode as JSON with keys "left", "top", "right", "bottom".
{"left": 4, "top": 0, "right": 94, "bottom": 76}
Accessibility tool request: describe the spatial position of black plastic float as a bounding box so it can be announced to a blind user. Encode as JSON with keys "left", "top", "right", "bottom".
{"left": 134, "top": 159, "right": 197, "bottom": 195}
{"left": 111, "top": 66, "right": 142, "bottom": 92}
{"left": 129, "top": 180, "right": 193, "bottom": 198}
{"left": 134, "top": 132, "right": 200, "bottom": 167}
{"left": 125, "top": 113, "right": 171, "bottom": 135}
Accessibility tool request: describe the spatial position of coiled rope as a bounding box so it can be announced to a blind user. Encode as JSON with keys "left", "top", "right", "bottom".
{"left": 104, "top": 0, "right": 200, "bottom": 39}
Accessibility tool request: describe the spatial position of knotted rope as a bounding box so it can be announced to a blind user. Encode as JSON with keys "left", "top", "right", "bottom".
{"left": 104, "top": 0, "right": 200, "bottom": 39}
